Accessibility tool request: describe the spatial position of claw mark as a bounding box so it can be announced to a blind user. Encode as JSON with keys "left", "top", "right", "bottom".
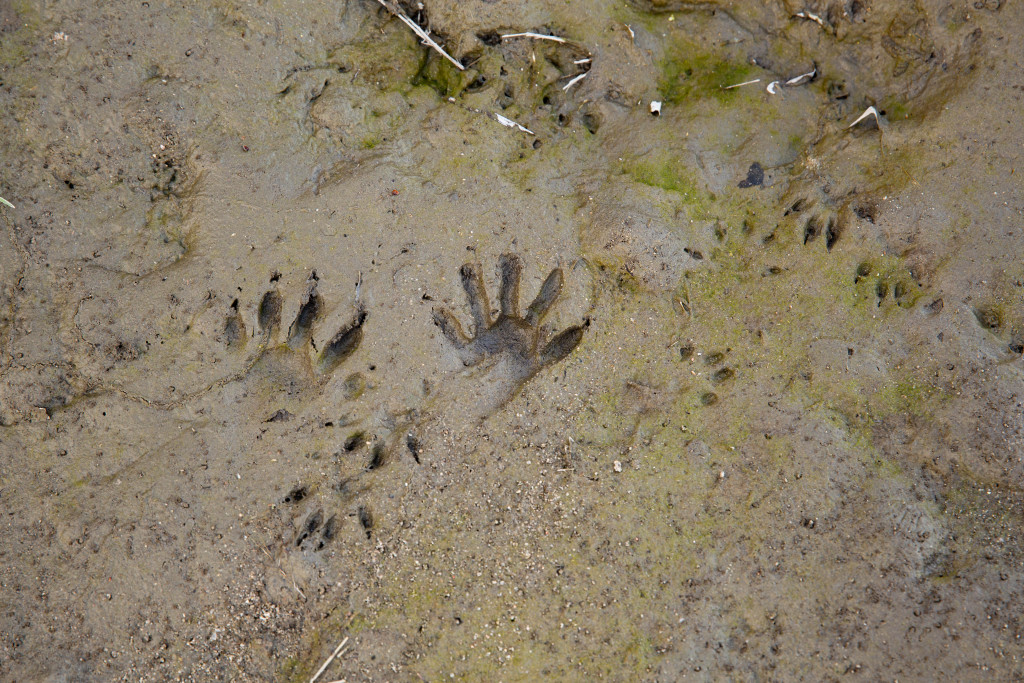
{"left": 258, "top": 289, "right": 283, "bottom": 332}
{"left": 319, "top": 309, "right": 366, "bottom": 374}
{"left": 288, "top": 272, "right": 323, "bottom": 345}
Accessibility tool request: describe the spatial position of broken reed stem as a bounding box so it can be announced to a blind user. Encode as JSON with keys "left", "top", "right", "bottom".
{"left": 309, "top": 636, "right": 350, "bottom": 683}
{"left": 374, "top": 0, "right": 464, "bottom": 70}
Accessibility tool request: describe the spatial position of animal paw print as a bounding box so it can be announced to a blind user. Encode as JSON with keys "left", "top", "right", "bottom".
{"left": 853, "top": 261, "right": 919, "bottom": 309}
{"left": 432, "top": 253, "right": 585, "bottom": 384}
{"left": 249, "top": 270, "right": 366, "bottom": 376}
{"left": 294, "top": 506, "right": 338, "bottom": 553}
{"left": 679, "top": 343, "right": 736, "bottom": 407}
{"left": 782, "top": 196, "right": 843, "bottom": 251}
{"left": 283, "top": 484, "right": 374, "bottom": 556}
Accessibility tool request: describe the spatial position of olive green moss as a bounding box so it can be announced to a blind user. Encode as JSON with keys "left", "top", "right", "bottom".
{"left": 658, "top": 43, "right": 759, "bottom": 105}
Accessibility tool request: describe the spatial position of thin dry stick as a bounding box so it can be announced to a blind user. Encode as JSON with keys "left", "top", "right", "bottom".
{"left": 374, "top": 0, "right": 464, "bottom": 70}
{"left": 501, "top": 32, "right": 566, "bottom": 43}
{"left": 562, "top": 72, "right": 587, "bottom": 91}
{"left": 723, "top": 78, "right": 761, "bottom": 90}
{"left": 309, "top": 636, "right": 350, "bottom": 683}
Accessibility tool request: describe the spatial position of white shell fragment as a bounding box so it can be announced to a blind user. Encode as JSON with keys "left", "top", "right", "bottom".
{"left": 785, "top": 68, "right": 816, "bottom": 86}
{"left": 613, "top": 460, "right": 623, "bottom": 473}
{"left": 494, "top": 113, "right": 535, "bottom": 135}
{"left": 847, "top": 106, "right": 881, "bottom": 129}
{"left": 766, "top": 68, "right": 816, "bottom": 95}
{"left": 650, "top": 100, "right": 662, "bottom": 116}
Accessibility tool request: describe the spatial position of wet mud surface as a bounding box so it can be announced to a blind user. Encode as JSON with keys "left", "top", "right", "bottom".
{"left": 1, "top": 0, "right": 1023, "bottom": 680}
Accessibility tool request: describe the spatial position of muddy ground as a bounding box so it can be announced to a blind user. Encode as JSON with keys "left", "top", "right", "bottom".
{"left": 1, "top": 0, "right": 1023, "bottom": 680}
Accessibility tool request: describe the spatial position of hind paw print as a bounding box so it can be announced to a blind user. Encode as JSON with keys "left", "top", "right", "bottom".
{"left": 679, "top": 343, "right": 736, "bottom": 407}
{"left": 783, "top": 196, "right": 844, "bottom": 251}
{"left": 247, "top": 270, "right": 366, "bottom": 376}
{"left": 853, "top": 261, "right": 919, "bottom": 309}
{"left": 294, "top": 507, "right": 338, "bottom": 553}
{"left": 432, "top": 253, "right": 585, "bottom": 383}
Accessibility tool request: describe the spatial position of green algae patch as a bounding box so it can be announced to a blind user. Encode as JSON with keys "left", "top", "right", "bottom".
{"left": 620, "top": 153, "right": 718, "bottom": 221}
{"left": 871, "top": 376, "right": 950, "bottom": 419}
{"left": 626, "top": 153, "right": 701, "bottom": 196}
{"left": 658, "top": 42, "right": 758, "bottom": 105}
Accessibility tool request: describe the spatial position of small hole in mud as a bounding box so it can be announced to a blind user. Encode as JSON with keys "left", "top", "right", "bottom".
{"left": 855, "top": 262, "right": 871, "bottom": 283}
{"left": 290, "top": 290, "right": 322, "bottom": 339}
{"left": 684, "top": 247, "right": 703, "bottom": 260}
{"left": 466, "top": 74, "right": 488, "bottom": 92}
{"left": 258, "top": 290, "right": 282, "bottom": 330}
{"left": 784, "top": 199, "right": 806, "bottom": 216}
{"left": 711, "top": 367, "right": 735, "bottom": 384}
{"left": 297, "top": 510, "right": 323, "bottom": 547}
{"left": 406, "top": 434, "right": 421, "bottom": 464}
{"left": 704, "top": 351, "right": 725, "bottom": 365}
{"left": 876, "top": 281, "right": 889, "bottom": 302}
{"left": 824, "top": 217, "right": 839, "bottom": 250}
{"left": 803, "top": 216, "right": 821, "bottom": 244}
{"left": 284, "top": 486, "right": 307, "bottom": 504}
{"left": 477, "top": 31, "right": 501, "bottom": 46}
{"left": 367, "top": 443, "right": 385, "bottom": 470}
{"left": 358, "top": 505, "right": 374, "bottom": 538}
{"left": 343, "top": 432, "right": 365, "bottom": 452}
{"left": 533, "top": 139, "right": 542, "bottom": 149}
{"left": 679, "top": 344, "right": 694, "bottom": 361}
{"left": 700, "top": 392, "right": 719, "bottom": 406}
{"left": 318, "top": 515, "right": 337, "bottom": 549}
{"left": 853, "top": 202, "right": 876, "bottom": 223}
{"left": 581, "top": 112, "right": 601, "bottom": 134}
{"left": 973, "top": 306, "right": 1002, "bottom": 330}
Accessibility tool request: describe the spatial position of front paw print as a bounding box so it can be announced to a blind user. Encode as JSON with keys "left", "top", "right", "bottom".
{"left": 432, "top": 253, "right": 585, "bottom": 384}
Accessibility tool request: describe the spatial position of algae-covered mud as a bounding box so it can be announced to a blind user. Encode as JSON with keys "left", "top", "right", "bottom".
{"left": 1, "top": 0, "right": 1022, "bottom": 680}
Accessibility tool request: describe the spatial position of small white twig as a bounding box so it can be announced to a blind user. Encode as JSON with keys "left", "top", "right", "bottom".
{"left": 501, "top": 32, "right": 566, "bottom": 43}
{"left": 562, "top": 72, "right": 587, "bottom": 91}
{"left": 766, "top": 80, "right": 781, "bottom": 95}
{"left": 573, "top": 58, "right": 591, "bottom": 65}
{"left": 375, "top": 0, "right": 464, "bottom": 70}
{"left": 723, "top": 78, "right": 761, "bottom": 90}
{"left": 0, "top": 197, "right": 13, "bottom": 209}
{"left": 847, "top": 106, "right": 881, "bottom": 129}
{"left": 495, "top": 113, "right": 534, "bottom": 135}
{"left": 794, "top": 11, "right": 826, "bottom": 27}
{"left": 309, "top": 636, "right": 350, "bottom": 683}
